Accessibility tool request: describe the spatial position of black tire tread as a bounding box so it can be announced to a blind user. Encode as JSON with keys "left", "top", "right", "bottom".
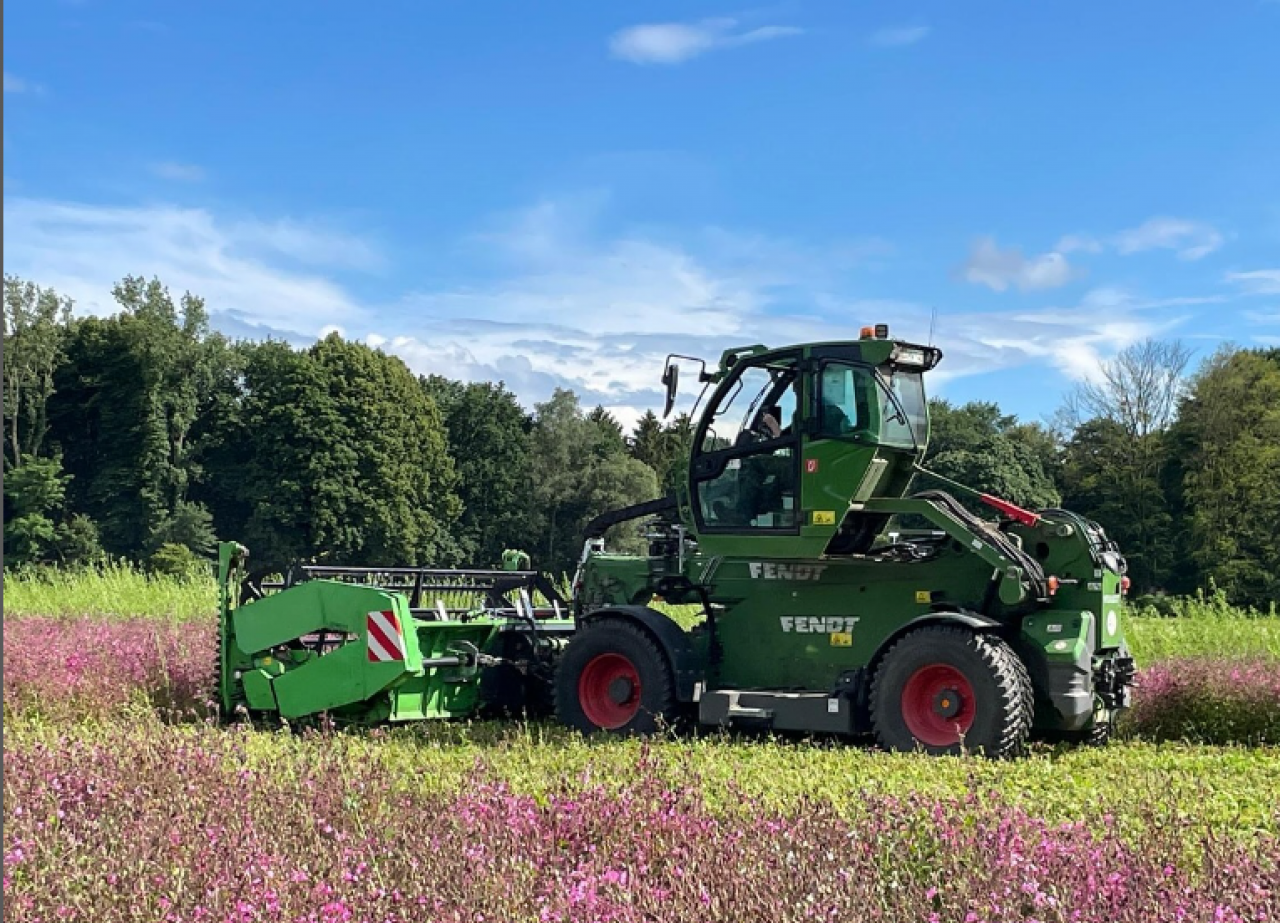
{"left": 870, "top": 625, "right": 1034, "bottom": 759}
{"left": 553, "top": 618, "right": 677, "bottom": 736}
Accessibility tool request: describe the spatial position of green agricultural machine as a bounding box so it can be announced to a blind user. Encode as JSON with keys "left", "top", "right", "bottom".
{"left": 217, "top": 324, "right": 1137, "bottom": 757}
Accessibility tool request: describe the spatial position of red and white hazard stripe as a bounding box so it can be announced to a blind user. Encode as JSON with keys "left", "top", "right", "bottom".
{"left": 366, "top": 609, "right": 407, "bottom": 663}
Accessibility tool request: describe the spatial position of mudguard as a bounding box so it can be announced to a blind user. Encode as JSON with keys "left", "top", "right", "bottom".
{"left": 580, "top": 605, "right": 703, "bottom": 701}
{"left": 867, "top": 609, "right": 1004, "bottom": 675}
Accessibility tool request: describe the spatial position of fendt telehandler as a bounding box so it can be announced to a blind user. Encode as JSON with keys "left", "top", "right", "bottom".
{"left": 217, "top": 323, "right": 1137, "bottom": 757}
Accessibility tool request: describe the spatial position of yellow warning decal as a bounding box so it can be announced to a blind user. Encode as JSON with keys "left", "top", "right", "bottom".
{"left": 812, "top": 510, "right": 836, "bottom": 525}
{"left": 915, "top": 590, "right": 932, "bottom": 603}
{"left": 829, "top": 632, "right": 853, "bottom": 647}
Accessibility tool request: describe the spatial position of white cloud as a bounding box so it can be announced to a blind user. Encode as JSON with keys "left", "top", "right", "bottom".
{"left": 1114, "top": 216, "right": 1223, "bottom": 261}
{"left": 2, "top": 197, "right": 373, "bottom": 337}
{"left": 869, "top": 25, "right": 930, "bottom": 47}
{"left": 150, "top": 161, "right": 206, "bottom": 182}
{"left": 229, "top": 217, "right": 387, "bottom": 273}
{"left": 1226, "top": 269, "right": 1280, "bottom": 295}
{"left": 959, "top": 236, "right": 1080, "bottom": 292}
{"left": 609, "top": 17, "right": 802, "bottom": 64}
{"left": 4, "top": 72, "right": 41, "bottom": 94}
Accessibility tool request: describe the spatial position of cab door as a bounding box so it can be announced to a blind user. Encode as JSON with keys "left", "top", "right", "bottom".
{"left": 799, "top": 347, "right": 921, "bottom": 555}
{"left": 688, "top": 351, "right": 804, "bottom": 556}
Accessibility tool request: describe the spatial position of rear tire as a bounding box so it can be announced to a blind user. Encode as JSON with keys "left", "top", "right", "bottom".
{"left": 554, "top": 619, "right": 677, "bottom": 736}
{"left": 870, "top": 625, "right": 1033, "bottom": 758}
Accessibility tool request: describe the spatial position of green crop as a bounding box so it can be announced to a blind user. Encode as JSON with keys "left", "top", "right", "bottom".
{"left": 2, "top": 561, "right": 216, "bottom": 622}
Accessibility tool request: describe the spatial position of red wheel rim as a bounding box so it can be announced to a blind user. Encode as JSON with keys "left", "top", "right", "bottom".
{"left": 901, "top": 664, "right": 976, "bottom": 746}
{"left": 578, "top": 653, "right": 642, "bottom": 729}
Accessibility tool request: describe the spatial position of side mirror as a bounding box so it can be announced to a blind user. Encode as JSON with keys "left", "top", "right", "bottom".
{"left": 662, "top": 363, "right": 679, "bottom": 418}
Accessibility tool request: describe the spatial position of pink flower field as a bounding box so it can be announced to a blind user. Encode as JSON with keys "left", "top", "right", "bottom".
{"left": 2, "top": 616, "right": 217, "bottom": 722}
{"left": 1124, "top": 656, "right": 1280, "bottom": 745}
{"left": 4, "top": 726, "right": 1277, "bottom": 922}
{"left": 4, "top": 615, "right": 1279, "bottom": 922}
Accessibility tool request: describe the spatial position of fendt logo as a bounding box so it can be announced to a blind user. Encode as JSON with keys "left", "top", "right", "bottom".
{"left": 780, "top": 616, "right": 861, "bottom": 634}
{"left": 748, "top": 562, "right": 828, "bottom": 581}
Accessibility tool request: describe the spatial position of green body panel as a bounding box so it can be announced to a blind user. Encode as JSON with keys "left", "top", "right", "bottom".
{"left": 382, "top": 621, "right": 500, "bottom": 722}
{"left": 580, "top": 555, "right": 658, "bottom": 608}
{"left": 1022, "top": 610, "right": 1095, "bottom": 666}
{"left": 229, "top": 580, "right": 422, "bottom": 719}
{"left": 696, "top": 553, "right": 993, "bottom": 690}
{"left": 232, "top": 579, "right": 410, "bottom": 656}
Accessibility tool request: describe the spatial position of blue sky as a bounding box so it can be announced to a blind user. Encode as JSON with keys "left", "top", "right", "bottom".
{"left": 5, "top": 0, "right": 1279, "bottom": 431}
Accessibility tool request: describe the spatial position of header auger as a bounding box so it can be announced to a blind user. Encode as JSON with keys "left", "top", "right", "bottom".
{"left": 217, "top": 323, "right": 1136, "bottom": 757}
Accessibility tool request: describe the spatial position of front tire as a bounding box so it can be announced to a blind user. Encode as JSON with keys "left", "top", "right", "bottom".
{"left": 870, "top": 625, "right": 1033, "bottom": 758}
{"left": 554, "top": 619, "right": 678, "bottom": 735}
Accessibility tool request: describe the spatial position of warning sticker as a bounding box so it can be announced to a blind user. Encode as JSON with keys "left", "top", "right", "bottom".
{"left": 812, "top": 510, "right": 836, "bottom": 525}
{"left": 367, "top": 609, "right": 407, "bottom": 663}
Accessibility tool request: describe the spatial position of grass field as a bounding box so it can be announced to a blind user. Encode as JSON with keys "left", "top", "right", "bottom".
{"left": 4, "top": 564, "right": 1278, "bottom": 921}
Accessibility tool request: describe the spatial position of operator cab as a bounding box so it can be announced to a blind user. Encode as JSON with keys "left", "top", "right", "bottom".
{"left": 670, "top": 325, "right": 941, "bottom": 558}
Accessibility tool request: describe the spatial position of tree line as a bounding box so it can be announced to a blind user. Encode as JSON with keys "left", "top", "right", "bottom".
{"left": 4, "top": 273, "right": 1278, "bottom": 609}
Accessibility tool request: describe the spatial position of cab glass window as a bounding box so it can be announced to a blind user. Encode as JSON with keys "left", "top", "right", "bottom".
{"left": 701, "top": 360, "right": 799, "bottom": 452}
{"left": 816, "top": 363, "right": 872, "bottom": 437}
{"left": 697, "top": 446, "right": 798, "bottom": 529}
{"left": 877, "top": 369, "right": 928, "bottom": 448}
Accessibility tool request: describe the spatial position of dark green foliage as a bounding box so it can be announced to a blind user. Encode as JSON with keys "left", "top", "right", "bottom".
{"left": 1166, "top": 346, "right": 1280, "bottom": 607}
{"left": 1058, "top": 419, "right": 1177, "bottom": 592}
{"left": 3, "top": 455, "right": 66, "bottom": 564}
{"left": 149, "top": 501, "right": 218, "bottom": 557}
{"left": 47, "top": 277, "right": 228, "bottom": 559}
{"left": 528, "top": 390, "right": 660, "bottom": 575}
{"left": 1055, "top": 339, "right": 1192, "bottom": 595}
{"left": 214, "top": 337, "right": 463, "bottom": 568}
{"left": 628, "top": 410, "right": 671, "bottom": 473}
{"left": 587, "top": 405, "right": 626, "bottom": 449}
{"left": 660, "top": 412, "right": 696, "bottom": 493}
{"left": 308, "top": 334, "right": 462, "bottom": 565}
{"left": 915, "top": 400, "right": 1060, "bottom": 513}
{"left": 421, "top": 376, "right": 532, "bottom": 567}
{"left": 628, "top": 408, "right": 694, "bottom": 494}
{"left": 148, "top": 542, "right": 208, "bottom": 578}
{"left": 202, "top": 340, "right": 333, "bottom": 565}
{"left": 3, "top": 275, "right": 72, "bottom": 468}
{"left": 2, "top": 453, "right": 104, "bottom": 566}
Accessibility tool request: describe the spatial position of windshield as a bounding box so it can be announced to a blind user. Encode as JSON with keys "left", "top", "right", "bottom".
{"left": 876, "top": 369, "right": 928, "bottom": 449}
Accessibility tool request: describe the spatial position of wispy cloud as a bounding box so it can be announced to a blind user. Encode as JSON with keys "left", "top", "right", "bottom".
{"left": 382, "top": 201, "right": 1185, "bottom": 416}
{"left": 1055, "top": 233, "right": 1104, "bottom": 255}
{"left": 959, "top": 236, "right": 1081, "bottom": 292}
{"left": 1226, "top": 268, "right": 1280, "bottom": 295}
{"left": 962, "top": 218, "right": 1226, "bottom": 294}
{"left": 1114, "top": 216, "right": 1223, "bottom": 261}
{"left": 2, "top": 192, "right": 1197, "bottom": 429}
{"left": 2, "top": 197, "right": 377, "bottom": 339}
{"left": 150, "top": 161, "right": 206, "bottom": 182}
{"left": 869, "top": 25, "right": 930, "bottom": 47}
{"left": 4, "top": 71, "right": 43, "bottom": 94}
{"left": 609, "top": 17, "right": 802, "bottom": 65}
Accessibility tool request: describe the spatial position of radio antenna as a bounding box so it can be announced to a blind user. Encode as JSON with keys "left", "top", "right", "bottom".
{"left": 927, "top": 306, "right": 938, "bottom": 347}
